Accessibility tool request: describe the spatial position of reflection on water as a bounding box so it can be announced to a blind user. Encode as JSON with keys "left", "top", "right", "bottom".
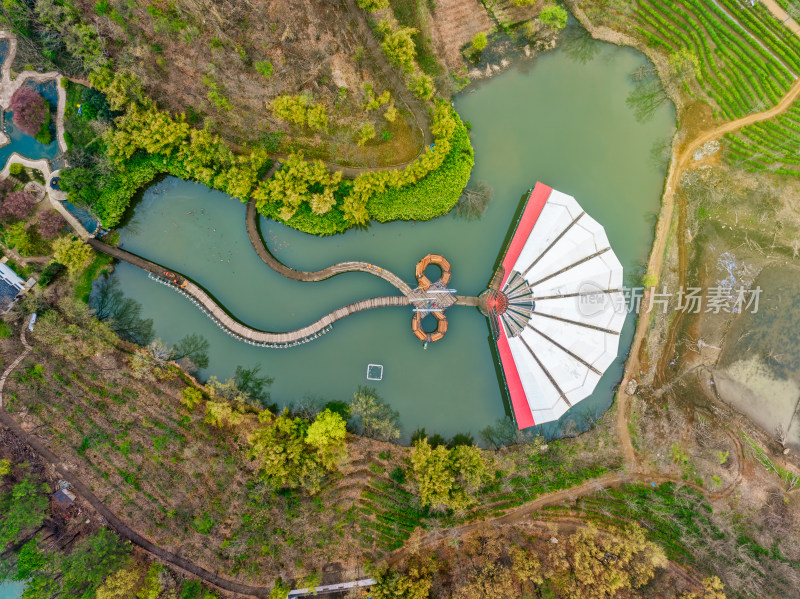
{"left": 107, "top": 37, "right": 675, "bottom": 440}
{"left": 717, "top": 265, "right": 800, "bottom": 448}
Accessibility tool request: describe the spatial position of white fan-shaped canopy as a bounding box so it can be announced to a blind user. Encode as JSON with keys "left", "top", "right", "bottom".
{"left": 493, "top": 183, "right": 625, "bottom": 428}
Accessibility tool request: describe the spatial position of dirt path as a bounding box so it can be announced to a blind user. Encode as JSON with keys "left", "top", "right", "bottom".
{"left": 387, "top": 468, "right": 740, "bottom": 568}
{"left": 763, "top": 0, "right": 800, "bottom": 35}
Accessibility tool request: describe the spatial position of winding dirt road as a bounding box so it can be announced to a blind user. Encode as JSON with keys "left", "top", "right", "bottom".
{"left": 617, "top": 75, "right": 800, "bottom": 468}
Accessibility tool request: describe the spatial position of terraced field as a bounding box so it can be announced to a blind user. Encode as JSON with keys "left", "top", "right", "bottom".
{"left": 724, "top": 99, "right": 800, "bottom": 174}
{"left": 634, "top": 0, "right": 800, "bottom": 119}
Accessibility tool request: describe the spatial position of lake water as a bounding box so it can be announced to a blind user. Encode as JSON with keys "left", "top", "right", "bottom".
{"left": 107, "top": 39, "right": 675, "bottom": 440}
{"left": 0, "top": 581, "right": 25, "bottom": 599}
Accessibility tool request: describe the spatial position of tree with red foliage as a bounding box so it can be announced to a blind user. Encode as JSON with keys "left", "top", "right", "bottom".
{"left": 36, "top": 210, "right": 65, "bottom": 239}
{"left": 9, "top": 87, "right": 49, "bottom": 137}
{"left": 0, "top": 190, "right": 36, "bottom": 220}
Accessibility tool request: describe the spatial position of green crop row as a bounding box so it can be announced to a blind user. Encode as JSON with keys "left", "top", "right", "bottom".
{"left": 636, "top": 0, "right": 796, "bottom": 120}
{"left": 724, "top": 105, "right": 800, "bottom": 173}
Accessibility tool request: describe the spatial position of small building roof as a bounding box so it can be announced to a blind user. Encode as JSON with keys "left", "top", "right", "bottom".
{"left": 52, "top": 488, "right": 76, "bottom": 509}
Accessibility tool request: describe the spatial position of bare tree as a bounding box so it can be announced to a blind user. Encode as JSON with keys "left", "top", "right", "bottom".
{"left": 454, "top": 180, "right": 493, "bottom": 220}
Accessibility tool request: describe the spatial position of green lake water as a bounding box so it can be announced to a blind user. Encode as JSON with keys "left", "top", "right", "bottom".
{"left": 0, "top": 581, "right": 25, "bottom": 599}
{"left": 108, "top": 39, "right": 675, "bottom": 440}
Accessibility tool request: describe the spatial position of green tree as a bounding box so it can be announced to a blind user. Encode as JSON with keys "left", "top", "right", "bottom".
{"left": 305, "top": 409, "right": 348, "bottom": 469}
{"left": 269, "top": 579, "right": 291, "bottom": 599}
{"left": 204, "top": 401, "right": 243, "bottom": 428}
{"left": 0, "top": 475, "right": 49, "bottom": 549}
{"left": 137, "top": 564, "right": 165, "bottom": 599}
{"left": 0, "top": 459, "right": 10, "bottom": 480}
{"left": 539, "top": 5, "right": 568, "bottom": 30}
{"left": 14, "top": 539, "right": 47, "bottom": 581}
{"left": 249, "top": 408, "right": 347, "bottom": 493}
{"left": 52, "top": 236, "right": 93, "bottom": 276}
{"left": 271, "top": 94, "right": 309, "bottom": 126}
{"left": 248, "top": 411, "right": 323, "bottom": 492}
{"left": 95, "top": 566, "right": 142, "bottom": 599}
{"left": 59, "top": 529, "right": 131, "bottom": 598}
{"left": 383, "top": 103, "right": 398, "bottom": 122}
{"left": 547, "top": 524, "right": 667, "bottom": 598}
{"left": 372, "top": 558, "right": 434, "bottom": 599}
{"left": 349, "top": 388, "right": 400, "bottom": 441}
{"left": 253, "top": 152, "right": 342, "bottom": 221}
{"left": 181, "top": 387, "right": 203, "bottom": 411}
{"left": 409, "top": 73, "right": 434, "bottom": 101}
{"left": 380, "top": 21, "right": 418, "bottom": 72}
{"left": 305, "top": 103, "right": 328, "bottom": 132}
{"left": 410, "top": 439, "right": 487, "bottom": 510}
{"left": 669, "top": 48, "right": 700, "bottom": 78}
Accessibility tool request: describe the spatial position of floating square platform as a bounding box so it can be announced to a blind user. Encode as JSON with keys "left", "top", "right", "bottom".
{"left": 366, "top": 364, "right": 384, "bottom": 381}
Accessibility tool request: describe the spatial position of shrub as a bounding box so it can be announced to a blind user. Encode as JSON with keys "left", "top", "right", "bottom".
{"left": 255, "top": 60, "right": 273, "bottom": 78}
{"left": 37, "top": 261, "right": 65, "bottom": 287}
{"left": 471, "top": 32, "right": 488, "bottom": 52}
{"left": 356, "top": 122, "right": 376, "bottom": 146}
{"left": 0, "top": 322, "right": 11, "bottom": 339}
{"left": 539, "top": 5, "right": 568, "bottom": 30}
{"left": 10, "top": 87, "right": 49, "bottom": 137}
{"left": 4, "top": 222, "right": 34, "bottom": 255}
{"left": 8, "top": 163, "right": 23, "bottom": 176}
{"left": 358, "top": 0, "right": 389, "bottom": 9}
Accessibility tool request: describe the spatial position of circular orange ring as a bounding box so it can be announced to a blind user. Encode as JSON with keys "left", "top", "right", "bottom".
{"left": 411, "top": 311, "right": 448, "bottom": 343}
{"left": 415, "top": 254, "right": 451, "bottom": 288}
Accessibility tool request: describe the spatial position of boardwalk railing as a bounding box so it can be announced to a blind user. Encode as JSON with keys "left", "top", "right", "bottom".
{"left": 286, "top": 578, "right": 377, "bottom": 598}
{"left": 147, "top": 274, "right": 333, "bottom": 348}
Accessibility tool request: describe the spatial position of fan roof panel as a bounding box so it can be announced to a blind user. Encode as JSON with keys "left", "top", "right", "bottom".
{"left": 495, "top": 183, "right": 626, "bottom": 430}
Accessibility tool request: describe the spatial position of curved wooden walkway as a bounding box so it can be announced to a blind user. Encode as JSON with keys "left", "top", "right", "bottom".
{"left": 89, "top": 239, "right": 410, "bottom": 346}
{"left": 246, "top": 201, "right": 415, "bottom": 297}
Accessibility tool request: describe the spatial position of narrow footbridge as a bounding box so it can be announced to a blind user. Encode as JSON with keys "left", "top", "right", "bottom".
{"left": 88, "top": 239, "right": 409, "bottom": 347}
{"left": 86, "top": 204, "right": 481, "bottom": 348}
{"left": 246, "top": 201, "right": 414, "bottom": 296}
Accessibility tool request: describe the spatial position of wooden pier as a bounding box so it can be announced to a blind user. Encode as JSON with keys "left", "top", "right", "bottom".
{"left": 86, "top": 205, "right": 484, "bottom": 348}
{"left": 89, "top": 239, "right": 409, "bottom": 346}
{"left": 246, "top": 201, "right": 414, "bottom": 297}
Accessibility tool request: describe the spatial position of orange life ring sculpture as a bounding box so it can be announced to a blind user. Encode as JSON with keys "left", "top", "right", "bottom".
{"left": 411, "top": 254, "right": 452, "bottom": 343}
{"left": 414, "top": 254, "right": 451, "bottom": 289}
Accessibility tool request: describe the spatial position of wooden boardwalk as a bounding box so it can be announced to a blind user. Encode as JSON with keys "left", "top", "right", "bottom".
{"left": 89, "top": 240, "right": 409, "bottom": 346}
{"left": 246, "top": 201, "right": 415, "bottom": 297}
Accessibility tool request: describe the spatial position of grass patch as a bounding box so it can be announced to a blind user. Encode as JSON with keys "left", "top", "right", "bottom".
{"left": 74, "top": 251, "right": 114, "bottom": 303}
